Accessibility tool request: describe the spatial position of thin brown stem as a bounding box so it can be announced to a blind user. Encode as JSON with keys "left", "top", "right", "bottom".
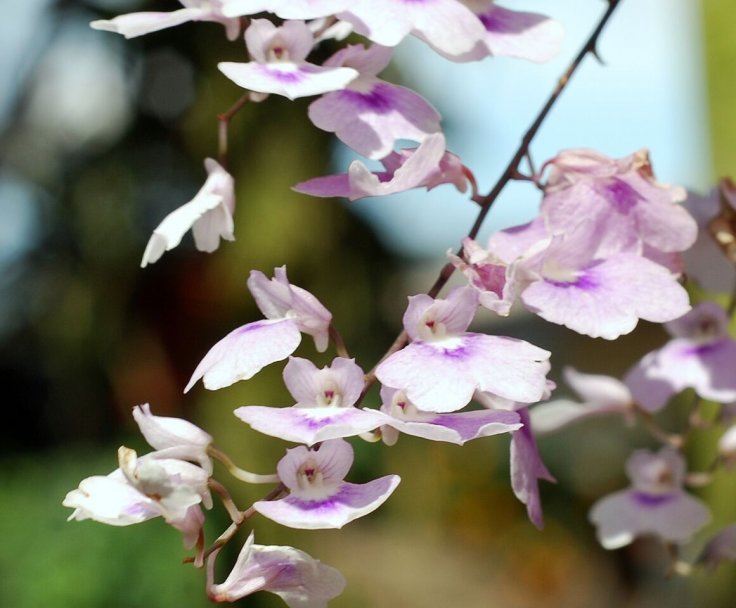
{"left": 208, "top": 479, "right": 243, "bottom": 523}
{"left": 208, "top": 445, "right": 280, "bottom": 484}
{"left": 329, "top": 324, "right": 350, "bottom": 358}
{"left": 186, "top": 483, "right": 287, "bottom": 565}
{"left": 218, "top": 93, "right": 250, "bottom": 167}
{"left": 635, "top": 407, "right": 683, "bottom": 449}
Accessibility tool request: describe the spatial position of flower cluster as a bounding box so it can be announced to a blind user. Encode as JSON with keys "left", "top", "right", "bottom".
{"left": 63, "top": 0, "right": 736, "bottom": 605}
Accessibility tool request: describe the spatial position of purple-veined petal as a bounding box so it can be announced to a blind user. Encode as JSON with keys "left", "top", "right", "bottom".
{"left": 521, "top": 253, "right": 691, "bottom": 340}
{"left": 277, "top": 440, "right": 354, "bottom": 493}
{"left": 342, "top": 0, "right": 487, "bottom": 60}
{"left": 247, "top": 267, "right": 332, "bottom": 352}
{"left": 590, "top": 489, "right": 710, "bottom": 549}
{"left": 403, "top": 286, "right": 478, "bottom": 342}
{"left": 308, "top": 80, "right": 441, "bottom": 159}
{"left": 185, "top": 319, "right": 301, "bottom": 392}
{"left": 376, "top": 333, "right": 550, "bottom": 413}
{"left": 625, "top": 337, "right": 736, "bottom": 412}
{"left": 371, "top": 407, "right": 521, "bottom": 445}
{"left": 234, "top": 405, "right": 385, "bottom": 445}
{"left": 208, "top": 531, "right": 346, "bottom": 605}
{"left": 474, "top": 5, "right": 563, "bottom": 63}
{"left": 698, "top": 524, "right": 736, "bottom": 572}
{"left": 510, "top": 408, "right": 555, "bottom": 529}
{"left": 254, "top": 476, "right": 400, "bottom": 529}
{"left": 218, "top": 61, "right": 358, "bottom": 100}
{"left": 530, "top": 368, "right": 632, "bottom": 434}
{"left": 283, "top": 357, "right": 365, "bottom": 407}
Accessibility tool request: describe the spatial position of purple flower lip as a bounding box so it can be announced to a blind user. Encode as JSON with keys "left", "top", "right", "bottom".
{"left": 631, "top": 491, "right": 676, "bottom": 507}
{"left": 338, "top": 85, "right": 394, "bottom": 113}
{"left": 546, "top": 273, "right": 599, "bottom": 290}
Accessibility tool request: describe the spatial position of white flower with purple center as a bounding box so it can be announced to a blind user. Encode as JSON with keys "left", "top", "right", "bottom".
{"left": 207, "top": 532, "right": 346, "bottom": 606}
{"left": 308, "top": 44, "right": 442, "bottom": 159}
{"left": 63, "top": 447, "right": 211, "bottom": 549}
{"left": 235, "top": 357, "right": 386, "bottom": 445}
{"left": 141, "top": 158, "right": 235, "bottom": 267}
{"left": 294, "top": 133, "right": 467, "bottom": 201}
{"left": 589, "top": 448, "right": 710, "bottom": 549}
{"left": 218, "top": 19, "right": 358, "bottom": 100}
{"left": 510, "top": 225, "right": 691, "bottom": 339}
{"left": 459, "top": 1, "right": 564, "bottom": 63}
{"left": 185, "top": 267, "right": 332, "bottom": 392}
{"left": 530, "top": 367, "right": 633, "bottom": 435}
{"left": 375, "top": 286, "right": 551, "bottom": 413}
{"left": 91, "top": 0, "right": 241, "bottom": 41}
{"left": 625, "top": 301, "right": 736, "bottom": 412}
{"left": 371, "top": 385, "right": 522, "bottom": 446}
{"left": 254, "top": 439, "right": 400, "bottom": 529}
{"left": 339, "top": 0, "right": 487, "bottom": 61}
{"left": 510, "top": 407, "right": 555, "bottom": 529}
{"left": 541, "top": 149, "right": 697, "bottom": 258}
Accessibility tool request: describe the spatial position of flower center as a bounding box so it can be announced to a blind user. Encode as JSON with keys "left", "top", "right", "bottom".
{"left": 418, "top": 313, "right": 448, "bottom": 341}
{"left": 267, "top": 41, "right": 290, "bottom": 63}
{"left": 297, "top": 458, "right": 324, "bottom": 491}
{"left": 316, "top": 381, "right": 342, "bottom": 407}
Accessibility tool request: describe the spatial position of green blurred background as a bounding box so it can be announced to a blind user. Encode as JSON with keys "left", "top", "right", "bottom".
{"left": 1, "top": 1, "right": 735, "bottom": 606}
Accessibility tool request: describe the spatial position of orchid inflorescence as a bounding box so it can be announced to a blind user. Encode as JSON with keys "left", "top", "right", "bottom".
{"left": 63, "top": 1, "right": 736, "bottom": 605}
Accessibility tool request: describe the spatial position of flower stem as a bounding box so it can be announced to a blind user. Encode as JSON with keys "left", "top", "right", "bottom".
{"left": 208, "top": 446, "right": 281, "bottom": 484}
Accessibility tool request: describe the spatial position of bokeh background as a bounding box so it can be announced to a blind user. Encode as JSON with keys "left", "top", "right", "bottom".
{"left": 1, "top": 0, "right": 735, "bottom": 606}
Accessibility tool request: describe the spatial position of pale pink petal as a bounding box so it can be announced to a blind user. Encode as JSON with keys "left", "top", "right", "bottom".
{"left": 564, "top": 367, "right": 632, "bottom": 406}
{"left": 376, "top": 333, "right": 550, "bottom": 413}
{"left": 322, "top": 43, "right": 393, "bottom": 75}
{"left": 185, "top": 319, "right": 301, "bottom": 392}
{"left": 371, "top": 407, "right": 521, "bottom": 445}
{"left": 682, "top": 189, "right": 736, "bottom": 292}
{"left": 247, "top": 267, "right": 332, "bottom": 351}
{"left": 486, "top": 217, "right": 550, "bottom": 265}
{"left": 172, "top": 505, "right": 205, "bottom": 550}
{"left": 293, "top": 174, "right": 352, "bottom": 198}
{"left": 132, "top": 404, "right": 213, "bottom": 473}
{"left": 242, "top": 18, "right": 314, "bottom": 63}
{"left": 308, "top": 80, "right": 441, "bottom": 159}
{"left": 234, "top": 405, "right": 385, "bottom": 445}
{"left": 403, "top": 286, "right": 478, "bottom": 341}
{"left": 510, "top": 408, "right": 555, "bottom": 529}
{"left": 254, "top": 476, "right": 400, "bottom": 529}
{"left": 208, "top": 531, "right": 346, "bottom": 605}
{"left": 342, "top": 0, "right": 487, "bottom": 61}
{"left": 665, "top": 301, "right": 730, "bottom": 340}
{"left": 521, "top": 253, "right": 691, "bottom": 339}
{"left": 590, "top": 490, "right": 710, "bottom": 549}
{"left": 91, "top": 9, "right": 203, "bottom": 39}
{"left": 530, "top": 368, "right": 632, "bottom": 434}
{"left": 475, "top": 6, "right": 564, "bottom": 63}
{"left": 698, "top": 524, "right": 736, "bottom": 572}
{"left": 626, "top": 337, "right": 736, "bottom": 412}
{"left": 283, "top": 357, "right": 365, "bottom": 407}
{"left": 346, "top": 132, "right": 447, "bottom": 199}
{"left": 277, "top": 440, "right": 354, "bottom": 493}
{"left": 218, "top": 61, "right": 358, "bottom": 100}
{"left": 141, "top": 158, "right": 235, "bottom": 267}
{"left": 63, "top": 475, "right": 161, "bottom": 525}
